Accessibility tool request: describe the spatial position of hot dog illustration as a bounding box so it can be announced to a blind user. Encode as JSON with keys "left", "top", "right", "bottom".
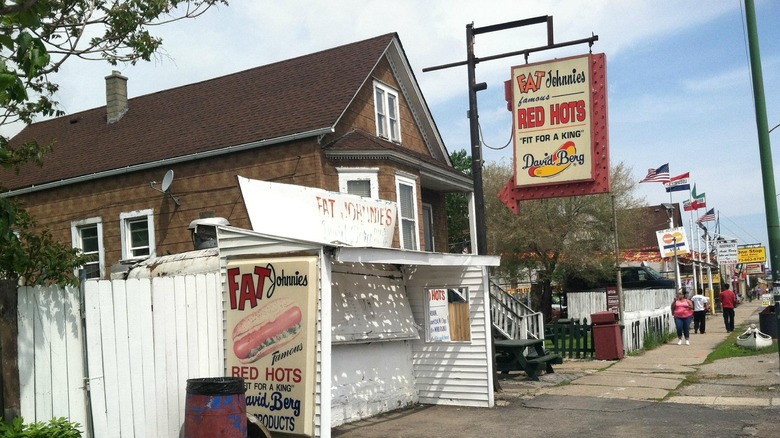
{"left": 528, "top": 141, "right": 576, "bottom": 177}
{"left": 232, "top": 297, "right": 303, "bottom": 364}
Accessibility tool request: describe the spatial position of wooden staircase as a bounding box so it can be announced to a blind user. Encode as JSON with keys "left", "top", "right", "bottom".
{"left": 489, "top": 281, "right": 545, "bottom": 340}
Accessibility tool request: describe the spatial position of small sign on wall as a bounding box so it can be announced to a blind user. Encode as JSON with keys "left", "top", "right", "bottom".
{"left": 427, "top": 288, "right": 451, "bottom": 342}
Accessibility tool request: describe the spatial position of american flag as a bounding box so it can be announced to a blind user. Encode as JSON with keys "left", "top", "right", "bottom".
{"left": 639, "top": 163, "right": 670, "bottom": 183}
{"left": 697, "top": 208, "right": 716, "bottom": 223}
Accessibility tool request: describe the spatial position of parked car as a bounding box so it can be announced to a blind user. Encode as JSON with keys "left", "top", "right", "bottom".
{"left": 618, "top": 266, "right": 676, "bottom": 290}
{"left": 565, "top": 266, "right": 675, "bottom": 291}
{"left": 551, "top": 295, "right": 567, "bottom": 320}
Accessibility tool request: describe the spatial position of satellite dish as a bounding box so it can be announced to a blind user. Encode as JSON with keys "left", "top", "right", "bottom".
{"left": 149, "top": 169, "right": 180, "bottom": 206}
{"left": 161, "top": 170, "right": 174, "bottom": 193}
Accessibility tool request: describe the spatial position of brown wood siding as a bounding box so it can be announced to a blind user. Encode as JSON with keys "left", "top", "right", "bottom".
{"left": 14, "top": 139, "right": 325, "bottom": 274}
{"left": 332, "top": 58, "right": 431, "bottom": 158}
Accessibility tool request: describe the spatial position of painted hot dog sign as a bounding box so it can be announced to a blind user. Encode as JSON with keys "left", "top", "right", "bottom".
{"left": 226, "top": 256, "right": 317, "bottom": 436}
{"left": 511, "top": 54, "right": 595, "bottom": 187}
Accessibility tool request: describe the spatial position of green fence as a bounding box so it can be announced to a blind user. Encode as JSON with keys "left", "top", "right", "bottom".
{"left": 545, "top": 319, "right": 594, "bottom": 359}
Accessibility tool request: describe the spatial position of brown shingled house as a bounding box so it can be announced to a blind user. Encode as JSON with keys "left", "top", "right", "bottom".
{"left": 1, "top": 33, "right": 473, "bottom": 279}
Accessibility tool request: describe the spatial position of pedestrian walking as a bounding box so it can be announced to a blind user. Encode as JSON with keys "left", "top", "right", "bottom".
{"left": 691, "top": 289, "right": 710, "bottom": 334}
{"left": 719, "top": 285, "right": 737, "bottom": 332}
{"left": 671, "top": 290, "right": 694, "bottom": 345}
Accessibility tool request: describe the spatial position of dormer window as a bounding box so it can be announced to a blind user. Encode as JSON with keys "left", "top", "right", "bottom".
{"left": 374, "top": 81, "right": 400, "bottom": 142}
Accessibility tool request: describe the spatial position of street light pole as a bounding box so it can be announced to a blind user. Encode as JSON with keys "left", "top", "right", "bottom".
{"left": 662, "top": 203, "right": 682, "bottom": 291}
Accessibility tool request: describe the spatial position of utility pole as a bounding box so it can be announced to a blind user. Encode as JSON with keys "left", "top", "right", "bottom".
{"left": 465, "top": 23, "right": 489, "bottom": 256}
{"left": 744, "top": 0, "right": 779, "bottom": 284}
{"left": 744, "top": 0, "right": 780, "bottom": 368}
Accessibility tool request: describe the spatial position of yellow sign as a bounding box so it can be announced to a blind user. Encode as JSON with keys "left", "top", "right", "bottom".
{"left": 738, "top": 247, "right": 766, "bottom": 264}
{"left": 226, "top": 256, "right": 318, "bottom": 436}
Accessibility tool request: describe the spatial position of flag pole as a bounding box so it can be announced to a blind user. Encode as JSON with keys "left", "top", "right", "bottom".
{"left": 687, "top": 188, "right": 699, "bottom": 297}
{"left": 668, "top": 190, "right": 682, "bottom": 290}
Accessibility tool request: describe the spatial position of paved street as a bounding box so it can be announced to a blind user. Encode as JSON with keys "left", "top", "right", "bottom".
{"left": 332, "top": 300, "right": 780, "bottom": 437}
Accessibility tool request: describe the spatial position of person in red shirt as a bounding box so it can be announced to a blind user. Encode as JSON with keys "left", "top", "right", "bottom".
{"left": 720, "top": 286, "right": 737, "bottom": 332}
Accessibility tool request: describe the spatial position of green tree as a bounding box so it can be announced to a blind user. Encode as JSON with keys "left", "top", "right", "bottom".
{"left": 446, "top": 149, "right": 471, "bottom": 253}
{"left": 1, "top": 0, "right": 227, "bottom": 284}
{"left": 483, "top": 160, "right": 647, "bottom": 321}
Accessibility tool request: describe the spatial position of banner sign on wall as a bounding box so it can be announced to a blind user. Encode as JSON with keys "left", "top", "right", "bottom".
{"left": 238, "top": 176, "right": 397, "bottom": 247}
{"left": 511, "top": 54, "right": 594, "bottom": 187}
{"left": 226, "top": 256, "right": 318, "bottom": 436}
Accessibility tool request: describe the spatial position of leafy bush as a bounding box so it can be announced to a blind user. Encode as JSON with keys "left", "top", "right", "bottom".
{"left": 0, "top": 417, "right": 82, "bottom": 438}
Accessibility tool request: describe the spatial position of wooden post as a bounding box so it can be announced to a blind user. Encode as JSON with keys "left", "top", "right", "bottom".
{"left": 0, "top": 279, "right": 20, "bottom": 421}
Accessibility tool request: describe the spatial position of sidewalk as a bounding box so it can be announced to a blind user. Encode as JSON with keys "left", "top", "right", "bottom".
{"left": 521, "top": 299, "right": 780, "bottom": 407}
{"left": 332, "top": 301, "right": 780, "bottom": 437}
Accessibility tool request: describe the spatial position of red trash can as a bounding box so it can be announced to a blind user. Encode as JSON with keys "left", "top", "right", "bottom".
{"left": 184, "top": 377, "right": 247, "bottom": 437}
{"left": 591, "top": 311, "right": 624, "bottom": 360}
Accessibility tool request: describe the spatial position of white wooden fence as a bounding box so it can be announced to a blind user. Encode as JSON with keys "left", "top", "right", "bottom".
{"left": 566, "top": 288, "right": 676, "bottom": 353}
{"left": 17, "top": 274, "right": 224, "bottom": 438}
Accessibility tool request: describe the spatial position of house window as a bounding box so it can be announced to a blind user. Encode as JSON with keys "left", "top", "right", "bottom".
{"left": 374, "top": 81, "right": 400, "bottom": 142}
{"left": 338, "top": 168, "right": 379, "bottom": 198}
{"left": 426, "top": 287, "right": 471, "bottom": 342}
{"left": 422, "top": 203, "right": 434, "bottom": 252}
{"left": 395, "top": 174, "right": 419, "bottom": 250}
{"left": 71, "top": 217, "right": 104, "bottom": 279}
{"left": 120, "top": 209, "right": 155, "bottom": 260}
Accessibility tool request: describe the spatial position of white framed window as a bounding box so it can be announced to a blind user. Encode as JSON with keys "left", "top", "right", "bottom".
{"left": 395, "top": 173, "right": 419, "bottom": 250}
{"left": 374, "top": 81, "right": 401, "bottom": 142}
{"left": 425, "top": 287, "right": 471, "bottom": 343}
{"left": 337, "top": 167, "right": 379, "bottom": 198}
{"left": 120, "top": 209, "right": 156, "bottom": 260}
{"left": 422, "top": 203, "right": 434, "bottom": 252}
{"left": 71, "top": 217, "right": 104, "bottom": 279}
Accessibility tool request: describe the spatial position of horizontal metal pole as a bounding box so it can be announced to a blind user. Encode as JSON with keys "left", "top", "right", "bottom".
{"left": 472, "top": 15, "right": 549, "bottom": 35}
{"left": 423, "top": 35, "right": 598, "bottom": 72}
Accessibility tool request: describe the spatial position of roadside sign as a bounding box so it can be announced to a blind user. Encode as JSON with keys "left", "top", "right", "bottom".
{"left": 656, "top": 227, "right": 689, "bottom": 257}
{"left": 738, "top": 246, "right": 766, "bottom": 264}
{"left": 716, "top": 241, "right": 738, "bottom": 263}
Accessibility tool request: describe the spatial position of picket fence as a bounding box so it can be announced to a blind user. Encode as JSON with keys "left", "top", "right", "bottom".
{"left": 566, "top": 288, "right": 676, "bottom": 353}
{"left": 17, "top": 274, "right": 224, "bottom": 438}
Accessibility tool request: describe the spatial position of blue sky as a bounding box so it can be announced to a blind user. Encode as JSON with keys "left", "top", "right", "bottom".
{"left": 4, "top": 1, "right": 779, "bottom": 261}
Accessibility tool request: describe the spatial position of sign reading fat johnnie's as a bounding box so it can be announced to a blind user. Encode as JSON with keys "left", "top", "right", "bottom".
{"left": 511, "top": 54, "right": 596, "bottom": 187}
{"left": 226, "top": 256, "right": 318, "bottom": 436}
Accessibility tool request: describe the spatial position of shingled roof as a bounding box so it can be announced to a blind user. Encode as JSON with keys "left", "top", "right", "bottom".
{"left": 4, "top": 33, "right": 448, "bottom": 192}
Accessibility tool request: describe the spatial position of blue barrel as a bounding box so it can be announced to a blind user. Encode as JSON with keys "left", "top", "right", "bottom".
{"left": 184, "top": 377, "right": 247, "bottom": 437}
